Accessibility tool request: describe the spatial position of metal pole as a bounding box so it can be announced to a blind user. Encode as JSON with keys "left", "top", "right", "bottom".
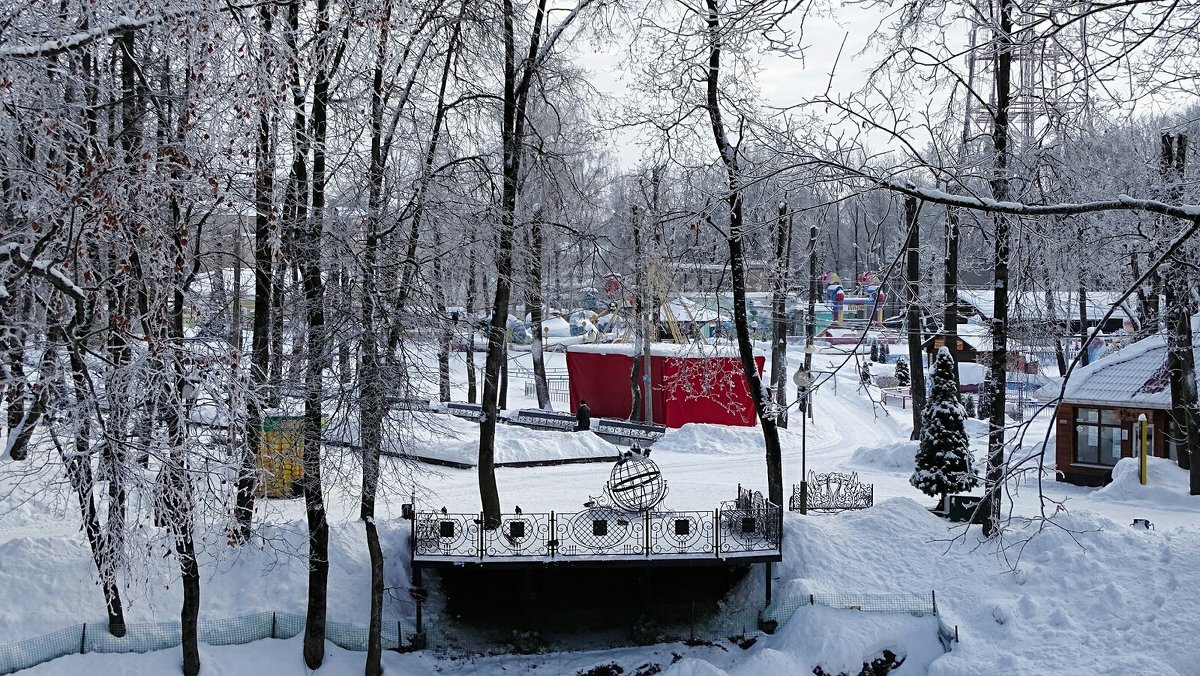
{"left": 800, "top": 388, "right": 809, "bottom": 515}
{"left": 1139, "top": 413, "right": 1148, "bottom": 485}
{"left": 413, "top": 566, "right": 424, "bottom": 636}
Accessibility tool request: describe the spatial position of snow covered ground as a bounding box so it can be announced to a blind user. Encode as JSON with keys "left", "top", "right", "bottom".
{"left": 1, "top": 346, "right": 1198, "bottom": 674}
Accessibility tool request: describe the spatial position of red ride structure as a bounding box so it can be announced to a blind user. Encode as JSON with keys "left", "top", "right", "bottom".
{"left": 565, "top": 343, "right": 765, "bottom": 428}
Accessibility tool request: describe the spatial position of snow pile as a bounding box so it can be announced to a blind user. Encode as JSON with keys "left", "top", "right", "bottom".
{"left": 20, "top": 635, "right": 400, "bottom": 676}
{"left": 845, "top": 441, "right": 918, "bottom": 473}
{"left": 769, "top": 606, "right": 941, "bottom": 676}
{"left": 779, "top": 498, "right": 1200, "bottom": 675}
{"left": 425, "top": 422, "right": 619, "bottom": 465}
{"left": 1093, "top": 457, "right": 1200, "bottom": 510}
{"left": 652, "top": 423, "right": 767, "bottom": 455}
{"left": 957, "top": 362, "right": 988, "bottom": 387}
{"left": 0, "top": 520, "right": 413, "bottom": 645}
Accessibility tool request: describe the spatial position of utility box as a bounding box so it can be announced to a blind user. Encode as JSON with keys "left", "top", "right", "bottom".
{"left": 946, "top": 495, "right": 987, "bottom": 525}
{"left": 257, "top": 415, "right": 306, "bottom": 498}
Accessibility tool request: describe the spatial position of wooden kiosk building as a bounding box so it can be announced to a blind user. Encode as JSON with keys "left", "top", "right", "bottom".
{"left": 1055, "top": 336, "right": 1181, "bottom": 486}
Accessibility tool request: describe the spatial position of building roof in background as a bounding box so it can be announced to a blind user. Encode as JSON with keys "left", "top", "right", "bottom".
{"left": 958, "top": 289, "right": 1137, "bottom": 324}
{"left": 924, "top": 322, "right": 1021, "bottom": 353}
{"left": 1061, "top": 335, "right": 1173, "bottom": 409}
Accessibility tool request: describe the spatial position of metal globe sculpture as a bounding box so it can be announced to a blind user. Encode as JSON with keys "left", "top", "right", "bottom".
{"left": 605, "top": 449, "right": 668, "bottom": 512}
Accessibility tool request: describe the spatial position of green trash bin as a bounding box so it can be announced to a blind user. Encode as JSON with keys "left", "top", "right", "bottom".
{"left": 946, "top": 495, "right": 987, "bottom": 524}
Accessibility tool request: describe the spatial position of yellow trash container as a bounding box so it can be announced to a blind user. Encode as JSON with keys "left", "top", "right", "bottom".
{"left": 257, "top": 415, "right": 305, "bottom": 498}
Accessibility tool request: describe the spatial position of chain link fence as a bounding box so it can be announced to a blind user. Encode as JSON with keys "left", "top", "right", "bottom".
{"left": 1, "top": 595, "right": 957, "bottom": 672}
{"left": 0, "top": 611, "right": 411, "bottom": 675}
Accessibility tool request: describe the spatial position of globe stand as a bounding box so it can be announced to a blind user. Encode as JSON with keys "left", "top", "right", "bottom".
{"left": 603, "top": 447, "right": 668, "bottom": 513}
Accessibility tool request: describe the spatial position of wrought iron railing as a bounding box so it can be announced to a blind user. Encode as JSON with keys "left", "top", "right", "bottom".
{"left": 412, "top": 493, "right": 782, "bottom": 563}
{"left": 790, "top": 471, "right": 874, "bottom": 513}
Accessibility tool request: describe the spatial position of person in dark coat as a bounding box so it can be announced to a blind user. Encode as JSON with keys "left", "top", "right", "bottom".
{"left": 576, "top": 399, "right": 591, "bottom": 431}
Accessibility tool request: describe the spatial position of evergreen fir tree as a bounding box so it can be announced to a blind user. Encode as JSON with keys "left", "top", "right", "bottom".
{"left": 871, "top": 341, "right": 881, "bottom": 363}
{"left": 964, "top": 394, "right": 977, "bottom": 418}
{"left": 895, "top": 358, "right": 911, "bottom": 387}
{"left": 859, "top": 360, "right": 873, "bottom": 387}
{"left": 881, "top": 342, "right": 890, "bottom": 360}
{"left": 911, "top": 347, "right": 979, "bottom": 506}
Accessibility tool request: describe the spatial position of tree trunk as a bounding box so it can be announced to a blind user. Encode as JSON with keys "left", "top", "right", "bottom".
{"left": 302, "top": 0, "right": 332, "bottom": 663}
{"left": 984, "top": 0, "right": 1014, "bottom": 535}
{"left": 499, "top": 342, "right": 509, "bottom": 410}
{"left": 1047, "top": 287, "right": 1068, "bottom": 374}
{"left": 804, "top": 223, "right": 818, "bottom": 374}
{"left": 466, "top": 249, "right": 479, "bottom": 404}
{"left": 629, "top": 204, "right": 644, "bottom": 420}
{"left": 2, "top": 287, "right": 30, "bottom": 459}
{"left": 904, "top": 196, "right": 927, "bottom": 439}
{"left": 268, "top": 263, "right": 285, "bottom": 404}
{"left": 63, "top": 340, "right": 126, "bottom": 634}
{"left": 1078, "top": 221, "right": 1090, "bottom": 367}
{"left": 530, "top": 207, "right": 551, "bottom": 409}
{"left": 235, "top": 0, "right": 276, "bottom": 543}
{"left": 360, "top": 7, "right": 390, "bottom": 670}
{"left": 704, "top": 0, "right": 783, "bottom": 506}
{"left": 943, "top": 207, "right": 960, "bottom": 384}
{"left": 770, "top": 202, "right": 792, "bottom": 428}
{"left": 1160, "top": 132, "right": 1196, "bottom": 483}
{"left": 434, "top": 223, "right": 452, "bottom": 403}
{"left": 478, "top": 0, "right": 583, "bottom": 527}
{"left": 1165, "top": 271, "right": 1199, "bottom": 483}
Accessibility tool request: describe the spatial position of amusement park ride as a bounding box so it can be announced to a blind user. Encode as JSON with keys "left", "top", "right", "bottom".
{"left": 821, "top": 270, "right": 887, "bottom": 327}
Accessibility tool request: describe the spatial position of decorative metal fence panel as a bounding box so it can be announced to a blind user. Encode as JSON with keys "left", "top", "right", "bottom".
{"left": 790, "top": 472, "right": 874, "bottom": 513}
{"left": 556, "top": 507, "right": 648, "bottom": 558}
{"left": 483, "top": 513, "right": 554, "bottom": 558}
{"left": 412, "top": 502, "right": 782, "bottom": 563}
{"left": 0, "top": 611, "right": 411, "bottom": 675}
{"left": 413, "top": 512, "right": 483, "bottom": 559}
{"left": 647, "top": 510, "right": 717, "bottom": 556}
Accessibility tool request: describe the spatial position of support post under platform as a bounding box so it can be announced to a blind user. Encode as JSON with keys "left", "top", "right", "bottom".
{"left": 764, "top": 562, "right": 772, "bottom": 606}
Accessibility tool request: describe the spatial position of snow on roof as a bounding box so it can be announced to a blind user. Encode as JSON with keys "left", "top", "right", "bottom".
{"left": 958, "top": 289, "right": 1136, "bottom": 324}
{"left": 567, "top": 342, "right": 765, "bottom": 359}
{"left": 926, "top": 323, "right": 1020, "bottom": 352}
{"left": 1061, "top": 335, "right": 1172, "bottom": 409}
{"left": 953, "top": 324, "right": 993, "bottom": 351}
{"left": 660, "top": 297, "right": 720, "bottom": 322}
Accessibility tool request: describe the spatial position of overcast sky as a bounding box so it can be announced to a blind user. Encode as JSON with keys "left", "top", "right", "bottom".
{"left": 573, "top": 1, "right": 910, "bottom": 169}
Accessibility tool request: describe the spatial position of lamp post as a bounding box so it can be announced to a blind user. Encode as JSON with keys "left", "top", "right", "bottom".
{"left": 794, "top": 365, "right": 813, "bottom": 515}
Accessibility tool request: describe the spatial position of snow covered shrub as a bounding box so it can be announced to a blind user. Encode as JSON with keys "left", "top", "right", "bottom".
{"left": 963, "top": 394, "right": 976, "bottom": 418}
{"left": 911, "top": 347, "right": 979, "bottom": 505}
{"left": 870, "top": 341, "right": 881, "bottom": 363}
{"left": 859, "top": 361, "right": 873, "bottom": 387}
